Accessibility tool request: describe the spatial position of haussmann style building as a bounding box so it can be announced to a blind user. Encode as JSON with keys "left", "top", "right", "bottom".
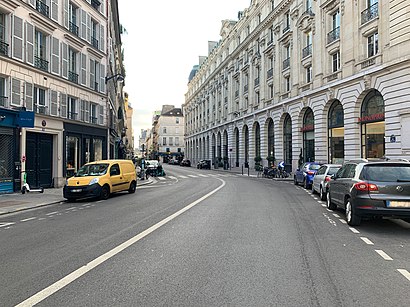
{"left": 183, "top": 0, "right": 410, "bottom": 172}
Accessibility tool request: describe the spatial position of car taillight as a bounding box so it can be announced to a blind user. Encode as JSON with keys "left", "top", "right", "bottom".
{"left": 307, "top": 171, "right": 315, "bottom": 175}
{"left": 354, "top": 182, "right": 378, "bottom": 191}
{"left": 325, "top": 176, "right": 331, "bottom": 182}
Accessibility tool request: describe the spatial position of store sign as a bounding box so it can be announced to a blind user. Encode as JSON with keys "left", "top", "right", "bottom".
{"left": 16, "top": 111, "right": 35, "bottom": 128}
{"left": 357, "top": 113, "right": 385, "bottom": 123}
{"left": 300, "top": 124, "right": 314, "bottom": 132}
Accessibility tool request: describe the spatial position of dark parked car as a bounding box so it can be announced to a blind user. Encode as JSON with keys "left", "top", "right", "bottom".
{"left": 311, "top": 164, "right": 342, "bottom": 200}
{"left": 326, "top": 159, "right": 410, "bottom": 226}
{"left": 180, "top": 159, "right": 191, "bottom": 167}
{"left": 168, "top": 159, "right": 180, "bottom": 165}
{"left": 197, "top": 159, "right": 211, "bottom": 169}
{"left": 294, "top": 162, "right": 322, "bottom": 189}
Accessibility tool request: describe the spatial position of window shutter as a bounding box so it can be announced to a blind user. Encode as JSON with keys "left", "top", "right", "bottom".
{"left": 81, "top": 53, "right": 87, "bottom": 86}
{"left": 86, "top": 13, "right": 91, "bottom": 43}
{"left": 50, "top": 90, "right": 58, "bottom": 116}
{"left": 51, "top": 37, "right": 60, "bottom": 75}
{"left": 99, "top": 24, "right": 105, "bottom": 52}
{"left": 61, "top": 42, "right": 68, "bottom": 78}
{"left": 99, "top": 64, "right": 105, "bottom": 93}
{"left": 95, "top": 62, "right": 100, "bottom": 90}
{"left": 59, "top": 93, "right": 67, "bottom": 118}
{"left": 51, "top": 0, "right": 59, "bottom": 22}
{"left": 99, "top": 104, "right": 104, "bottom": 125}
{"left": 80, "top": 9, "right": 87, "bottom": 40}
{"left": 63, "top": 0, "right": 69, "bottom": 29}
{"left": 25, "top": 22, "right": 34, "bottom": 65}
{"left": 85, "top": 101, "right": 90, "bottom": 122}
{"left": 24, "top": 82, "right": 33, "bottom": 111}
{"left": 89, "top": 59, "right": 95, "bottom": 90}
{"left": 11, "top": 78, "right": 21, "bottom": 106}
{"left": 100, "top": 1, "right": 105, "bottom": 16}
{"left": 12, "top": 16, "right": 23, "bottom": 61}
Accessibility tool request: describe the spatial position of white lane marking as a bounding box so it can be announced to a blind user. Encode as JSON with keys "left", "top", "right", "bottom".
{"left": 0, "top": 222, "right": 15, "bottom": 228}
{"left": 82, "top": 203, "right": 91, "bottom": 207}
{"left": 321, "top": 203, "right": 326, "bottom": 207}
{"left": 179, "top": 175, "right": 188, "bottom": 179}
{"left": 326, "top": 209, "right": 332, "bottom": 212}
{"left": 360, "top": 237, "right": 374, "bottom": 245}
{"left": 46, "top": 212, "right": 59, "bottom": 216}
{"left": 157, "top": 177, "right": 166, "bottom": 181}
{"left": 349, "top": 227, "right": 360, "bottom": 234}
{"left": 333, "top": 213, "right": 340, "bottom": 218}
{"left": 15, "top": 178, "right": 226, "bottom": 307}
{"left": 168, "top": 176, "right": 177, "bottom": 180}
{"left": 65, "top": 207, "right": 76, "bottom": 211}
{"left": 375, "top": 250, "right": 393, "bottom": 261}
{"left": 339, "top": 219, "right": 347, "bottom": 224}
{"left": 187, "top": 175, "right": 198, "bottom": 178}
{"left": 20, "top": 217, "right": 37, "bottom": 222}
{"left": 323, "top": 213, "right": 337, "bottom": 226}
{"left": 397, "top": 269, "right": 410, "bottom": 281}
{"left": 198, "top": 174, "right": 208, "bottom": 177}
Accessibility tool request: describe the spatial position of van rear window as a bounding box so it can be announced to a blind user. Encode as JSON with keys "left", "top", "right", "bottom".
{"left": 362, "top": 164, "right": 410, "bottom": 182}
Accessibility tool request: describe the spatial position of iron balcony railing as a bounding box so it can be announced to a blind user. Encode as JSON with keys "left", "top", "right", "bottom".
{"left": 36, "top": 0, "right": 49, "bottom": 18}
{"left": 91, "top": 36, "right": 98, "bottom": 49}
{"left": 327, "top": 27, "right": 340, "bottom": 44}
{"left": 0, "top": 96, "right": 8, "bottom": 108}
{"left": 283, "top": 57, "right": 290, "bottom": 70}
{"left": 90, "top": 116, "right": 98, "bottom": 124}
{"left": 361, "top": 3, "right": 378, "bottom": 24}
{"left": 302, "top": 44, "right": 312, "bottom": 58}
{"left": 68, "top": 111, "right": 77, "bottom": 120}
{"left": 91, "top": 0, "right": 101, "bottom": 10}
{"left": 0, "top": 40, "right": 8, "bottom": 56}
{"left": 267, "top": 68, "right": 273, "bottom": 79}
{"left": 35, "top": 104, "right": 48, "bottom": 115}
{"left": 34, "top": 56, "right": 48, "bottom": 71}
{"left": 69, "top": 22, "right": 79, "bottom": 36}
{"left": 68, "top": 71, "right": 79, "bottom": 84}
{"left": 254, "top": 77, "right": 259, "bottom": 87}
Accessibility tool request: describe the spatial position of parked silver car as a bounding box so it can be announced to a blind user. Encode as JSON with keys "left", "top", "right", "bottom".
{"left": 311, "top": 164, "right": 341, "bottom": 200}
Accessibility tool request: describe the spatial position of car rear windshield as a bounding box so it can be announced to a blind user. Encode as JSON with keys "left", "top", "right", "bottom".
{"left": 76, "top": 163, "right": 109, "bottom": 177}
{"left": 309, "top": 164, "right": 321, "bottom": 170}
{"left": 327, "top": 167, "right": 340, "bottom": 175}
{"left": 362, "top": 164, "right": 410, "bottom": 182}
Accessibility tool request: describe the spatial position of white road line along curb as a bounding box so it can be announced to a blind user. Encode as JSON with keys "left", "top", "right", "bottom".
{"left": 360, "top": 237, "right": 374, "bottom": 245}
{"left": 375, "top": 249, "right": 393, "bottom": 261}
{"left": 15, "top": 178, "right": 226, "bottom": 307}
{"left": 397, "top": 269, "right": 410, "bottom": 281}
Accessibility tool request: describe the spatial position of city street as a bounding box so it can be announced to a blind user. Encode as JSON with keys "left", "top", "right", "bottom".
{"left": 1, "top": 165, "right": 410, "bottom": 306}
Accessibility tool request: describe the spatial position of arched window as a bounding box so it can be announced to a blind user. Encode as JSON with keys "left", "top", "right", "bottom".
{"left": 283, "top": 115, "right": 292, "bottom": 165}
{"left": 360, "top": 90, "right": 385, "bottom": 159}
{"left": 268, "top": 119, "right": 274, "bottom": 163}
{"left": 328, "top": 101, "right": 344, "bottom": 163}
{"left": 244, "top": 125, "right": 249, "bottom": 166}
{"left": 302, "top": 108, "right": 315, "bottom": 162}
{"left": 234, "top": 128, "right": 239, "bottom": 167}
{"left": 254, "top": 122, "right": 261, "bottom": 158}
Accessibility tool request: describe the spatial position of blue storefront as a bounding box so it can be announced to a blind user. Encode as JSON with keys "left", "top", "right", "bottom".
{"left": 0, "top": 108, "right": 34, "bottom": 193}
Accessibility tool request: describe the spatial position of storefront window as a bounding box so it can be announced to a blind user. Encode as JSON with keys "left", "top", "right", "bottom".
{"left": 244, "top": 125, "right": 249, "bottom": 164}
{"left": 93, "top": 139, "right": 103, "bottom": 161}
{"left": 360, "top": 90, "right": 385, "bottom": 159}
{"left": 328, "top": 101, "right": 344, "bottom": 164}
{"left": 284, "top": 114, "right": 292, "bottom": 165}
{"left": 303, "top": 108, "right": 315, "bottom": 162}
{"left": 268, "top": 119, "right": 274, "bottom": 163}
{"left": 66, "top": 136, "right": 80, "bottom": 177}
{"left": 254, "top": 122, "right": 260, "bottom": 157}
{"left": 0, "top": 130, "right": 13, "bottom": 192}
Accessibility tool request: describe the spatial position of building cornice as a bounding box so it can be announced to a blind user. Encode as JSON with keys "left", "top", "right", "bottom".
{"left": 29, "top": 13, "right": 57, "bottom": 34}
{"left": 0, "top": 0, "right": 20, "bottom": 12}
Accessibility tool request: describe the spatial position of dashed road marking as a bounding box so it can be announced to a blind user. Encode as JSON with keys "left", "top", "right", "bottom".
{"left": 398, "top": 269, "right": 410, "bottom": 281}
{"left": 198, "top": 174, "right": 208, "bottom": 177}
{"left": 360, "top": 237, "right": 374, "bottom": 245}
{"left": 321, "top": 204, "right": 326, "bottom": 207}
{"left": 187, "top": 175, "right": 198, "bottom": 178}
{"left": 349, "top": 227, "right": 360, "bottom": 234}
{"left": 168, "top": 176, "right": 177, "bottom": 180}
{"left": 333, "top": 213, "right": 340, "bottom": 218}
{"left": 65, "top": 207, "right": 76, "bottom": 210}
{"left": 375, "top": 249, "right": 393, "bottom": 261}
{"left": 0, "top": 222, "right": 15, "bottom": 228}
{"left": 339, "top": 219, "right": 347, "bottom": 224}
{"left": 46, "top": 212, "right": 59, "bottom": 216}
{"left": 157, "top": 177, "right": 166, "bottom": 181}
{"left": 179, "top": 175, "right": 188, "bottom": 179}
{"left": 20, "top": 217, "right": 37, "bottom": 222}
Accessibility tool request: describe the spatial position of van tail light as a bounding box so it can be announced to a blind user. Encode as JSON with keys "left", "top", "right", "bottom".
{"left": 354, "top": 182, "right": 378, "bottom": 192}
{"left": 307, "top": 171, "right": 315, "bottom": 175}
{"left": 325, "top": 176, "right": 331, "bottom": 182}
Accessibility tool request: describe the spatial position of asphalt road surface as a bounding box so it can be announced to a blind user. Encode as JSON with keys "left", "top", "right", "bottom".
{"left": 1, "top": 165, "right": 409, "bottom": 306}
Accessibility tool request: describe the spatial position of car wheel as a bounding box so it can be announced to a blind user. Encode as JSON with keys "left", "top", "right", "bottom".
{"left": 320, "top": 187, "right": 326, "bottom": 201}
{"left": 294, "top": 176, "right": 298, "bottom": 185}
{"left": 326, "top": 191, "right": 336, "bottom": 210}
{"left": 100, "top": 185, "right": 110, "bottom": 200}
{"left": 128, "top": 181, "right": 136, "bottom": 194}
{"left": 345, "top": 199, "right": 361, "bottom": 226}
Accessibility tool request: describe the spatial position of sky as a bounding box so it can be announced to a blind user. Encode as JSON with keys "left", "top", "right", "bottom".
{"left": 117, "top": 0, "right": 252, "bottom": 143}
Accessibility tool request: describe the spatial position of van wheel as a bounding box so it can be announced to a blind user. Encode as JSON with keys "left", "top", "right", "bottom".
{"left": 100, "top": 185, "right": 110, "bottom": 200}
{"left": 128, "top": 181, "right": 136, "bottom": 194}
{"left": 346, "top": 199, "right": 361, "bottom": 226}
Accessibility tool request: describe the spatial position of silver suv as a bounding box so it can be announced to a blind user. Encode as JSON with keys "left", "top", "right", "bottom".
{"left": 326, "top": 159, "right": 410, "bottom": 226}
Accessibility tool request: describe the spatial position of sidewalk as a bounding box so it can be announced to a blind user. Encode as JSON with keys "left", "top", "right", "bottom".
{"left": 0, "top": 178, "right": 153, "bottom": 216}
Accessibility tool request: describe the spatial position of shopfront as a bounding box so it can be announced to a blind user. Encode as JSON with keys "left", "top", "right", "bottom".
{"left": 64, "top": 123, "right": 107, "bottom": 177}
{"left": 328, "top": 100, "right": 344, "bottom": 164}
{"left": 283, "top": 114, "right": 292, "bottom": 165}
{"left": 360, "top": 90, "right": 385, "bottom": 159}
{"left": 302, "top": 108, "right": 315, "bottom": 162}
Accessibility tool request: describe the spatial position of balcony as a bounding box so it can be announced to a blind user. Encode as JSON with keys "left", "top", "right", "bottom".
{"left": 361, "top": 3, "right": 378, "bottom": 24}
{"left": 0, "top": 40, "right": 9, "bottom": 56}
{"left": 267, "top": 68, "right": 273, "bottom": 79}
{"left": 68, "top": 71, "right": 79, "bottom": 84}
{"left": 283, "top": 57, "right": 290, "bottom": 70}
{"left": 35, "top": 104, "right": 48, "bottom": 115}
{"left": 34, "top": 56, "right": 49, "bottom": 71}
{"left": 244, "top": 84, "right": 248, "bottom": 93}
{"left": 69, "top": 22, "right": 79, "bottom": 36}
{"left": 327, "top": 27, "right": 340, "bottom": 44}
{"left": 36, "top": 0, "right": 49, "bottom": 18}
{"left": 302, "top": 44, "right": 312, "bottom": 58}
{"left": 254, "top": 77, "right": 259, "bottom": 87}
{"left": 91, "top": 0, "right": 101, "bottom": 10}
{"left": 0, "top": 96, "right": 8, "bottom": 108}
{"left": 91, "top": 36, "right": 99, "bottom": 49}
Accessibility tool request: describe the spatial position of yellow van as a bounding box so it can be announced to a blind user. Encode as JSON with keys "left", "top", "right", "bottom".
{"left": 63, "top": 159, "right": 137, "bottom": 201}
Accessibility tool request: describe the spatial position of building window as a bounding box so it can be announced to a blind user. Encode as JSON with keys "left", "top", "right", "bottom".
{"left": 361, "top": 0, "right": 378, "bottom": 24}
{"left": 283, "top": 114, "right": 292, "bottom": 165}
{"left": 68, "top": 48, "right": 78, "bottom": 83}
{"left": 35, "top": 30, "right": 48, "bottom": 71}
{"left": 303, "top": 108, "right": 315, "bottom": 162}
{"left": 66, "top": 136, "right": 80, "bottom": 176}
{"left": 169, "top": 137, "right": 173, "bottom": 146}
{"left": 0, "top": 13, "right": 8, "bottom": 56}
{"left": 285, "top": 76, "right": 290, "bottom": 92}
{"left": 332, "top": 51, "right": 340, "bottom": 72}
{"left": 367, "top": 32, "right": 378, "bottom": 57}
{"left": 175, "top": 137, "right": 179, "bottom": 146}
{"left": 306, "top": 65, "right": 312, "bottom": 83}
{"left": 69, "top": 2, "right": 79, "bottom": 36}
{"left": 328, "top": 100, "right": 344, "bottom": 164}
{"left": 91, "top": 19, "right": 99, "bottom": 49}
{"left": 283, "top": 12, "right": 290, "bottom": 33}
{"left": 68, "top": 97, "right": 77, "bottom": 120}
{"left": 302, "top": 31, "right": 312, "bottom": 58}
{"left": 327, "top": 10, "right": 340, "bottom": 44}
{"left": 34, "top": 87, "right": 47, "bottom": 114}
{"left": 269, "top": 84, "right": 274, "bottom": 98}
{"left": 176, "top": 117, "right": 180, "bottom": 124}
{"left": 163, "top": 137, "right": 167, "bottom": 145}
{"left": 163, "top": 127, "right": 167, "bottom": 133}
